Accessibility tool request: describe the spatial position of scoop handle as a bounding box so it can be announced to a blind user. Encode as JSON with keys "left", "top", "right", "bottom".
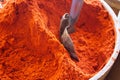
{"left": 69, "top": 0, "right": 83, "bottom": 26}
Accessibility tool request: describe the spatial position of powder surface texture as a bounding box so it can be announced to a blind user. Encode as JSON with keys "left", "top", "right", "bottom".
{"left": 0, "top": 0, "right": 115, "bottom": 80}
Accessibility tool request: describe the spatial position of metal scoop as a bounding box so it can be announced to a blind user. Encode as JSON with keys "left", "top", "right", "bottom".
{"left": 60, "top": 13, "right": 79, "bottom": 62}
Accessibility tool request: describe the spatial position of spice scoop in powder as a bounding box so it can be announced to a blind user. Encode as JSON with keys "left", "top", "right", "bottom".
{"left": 60, "top": 13, "right": 79, "bottom": 62}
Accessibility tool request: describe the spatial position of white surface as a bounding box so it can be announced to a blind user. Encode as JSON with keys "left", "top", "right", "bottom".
{"left": 90, "top": 0, "right": 120, "bottom": 80}
{"left": 0, "top": 4, "right": 3, "bottom": 8}
{"left": 118, "top": 11, "right": 120, "bottom": 22}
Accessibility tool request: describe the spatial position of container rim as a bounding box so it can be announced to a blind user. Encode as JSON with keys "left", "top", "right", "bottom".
{"left": 89, "top": 0, "right": 120, "bottom": 80}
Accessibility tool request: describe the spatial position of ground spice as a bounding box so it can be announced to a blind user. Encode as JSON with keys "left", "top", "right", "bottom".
{"left": 0, "top": 0, "right": 115, "bottom": 80}
{"left": 70, "top": 0, "right": 115, "bottom": 74}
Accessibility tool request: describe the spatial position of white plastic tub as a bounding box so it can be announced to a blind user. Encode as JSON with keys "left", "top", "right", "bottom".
{"left": 89, "top": 0, "right": 120, "bottom": 80}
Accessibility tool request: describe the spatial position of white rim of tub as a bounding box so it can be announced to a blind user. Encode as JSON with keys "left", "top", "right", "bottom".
{"left": 89, "top": 0, "right": 120, "bottom": 80}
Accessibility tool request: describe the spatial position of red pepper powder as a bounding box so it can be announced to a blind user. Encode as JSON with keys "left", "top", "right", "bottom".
{"left": 0, "top": 0, "right": 115, "bottom": 80}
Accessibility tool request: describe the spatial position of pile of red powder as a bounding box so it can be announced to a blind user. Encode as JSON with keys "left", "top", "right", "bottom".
{"left": 0, "top": 0, "right": 115, "bottom": 80}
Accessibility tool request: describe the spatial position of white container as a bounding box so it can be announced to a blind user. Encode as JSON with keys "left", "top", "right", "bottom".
{"left": 118, "top": 11, "right": 120, "bottom": 21}
{"left": 89, "top": 0, "right": 120, "bottom": 80}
